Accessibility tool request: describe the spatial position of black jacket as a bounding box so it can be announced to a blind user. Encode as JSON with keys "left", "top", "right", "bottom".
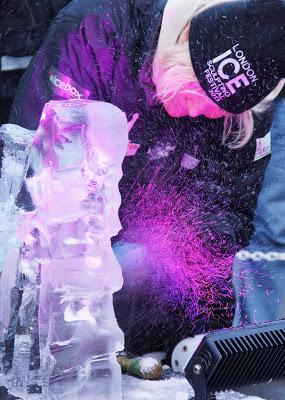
{"left": 0, "top": 0, "right": 70, "bottom": 57}
{"left": 0, "top": 0, "right": 70, "bottom": 119}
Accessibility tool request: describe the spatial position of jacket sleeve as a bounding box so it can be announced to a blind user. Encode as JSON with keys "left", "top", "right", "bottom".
{"left": 202, "top": 155, "right": 270, "bottom": 253}
{"left": 9, "top": 7, "right": 118, "bottom": 129}
{"left": 198, "top": 112, "right": 273, "bottom": 252}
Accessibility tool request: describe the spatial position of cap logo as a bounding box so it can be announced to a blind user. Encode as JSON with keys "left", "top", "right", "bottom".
{"left": 189, "top": 0, "right": 281, "bottom": 113}
{"left": 204, "top": 44, "right": 258, "bottom": 103}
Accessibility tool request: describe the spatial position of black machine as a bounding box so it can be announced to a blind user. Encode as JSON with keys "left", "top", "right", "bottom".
{"left": 185, "top": 319, "right": 285, "bottom": 400}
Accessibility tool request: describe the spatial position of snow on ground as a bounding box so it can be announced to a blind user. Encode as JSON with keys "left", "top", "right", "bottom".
{"left": 0, "top": 376, "right": 265, "bottom": 400}
{"left": 122, "top": 374, "right": 264, "bottom": 400}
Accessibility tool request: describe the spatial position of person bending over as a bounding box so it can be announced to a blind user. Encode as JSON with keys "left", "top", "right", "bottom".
{"left": 9, "top": 0, "right": 285, "bottom": 356}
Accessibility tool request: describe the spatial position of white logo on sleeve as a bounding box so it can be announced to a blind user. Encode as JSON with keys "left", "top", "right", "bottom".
{"left": 254, "top": 131, "right": 271, "bottom": 161}
{"left": 180, "top": 153, "right": 200, "bottom": 170}
{"left": 49, "top": 67, "right": 90, "bottom": 100}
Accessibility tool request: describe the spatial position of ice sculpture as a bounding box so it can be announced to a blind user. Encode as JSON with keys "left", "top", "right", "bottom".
{"left": 0, "top": 100, "right": 128, "bottom": 400}
{"left": 0, "top": 124, "right": 34, "bottom": 273}
{"left": 0, "top": 124, "right": 34, "bottom": 352}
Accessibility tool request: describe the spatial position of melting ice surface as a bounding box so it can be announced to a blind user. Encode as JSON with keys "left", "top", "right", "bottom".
{"left": 0, "top": 124, "right": 34, "bottom": 334}
{"left": 0, "top": 100, "right": 129, "bottom": 400}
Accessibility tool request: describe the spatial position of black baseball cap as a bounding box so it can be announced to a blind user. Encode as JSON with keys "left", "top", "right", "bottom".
{"left": 189, "top": 0, "right": 285, "bottom": 114}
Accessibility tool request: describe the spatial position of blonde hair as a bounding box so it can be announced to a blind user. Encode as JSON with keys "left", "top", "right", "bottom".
{"left": 152, "top": 0, "right": 285, "bottom": 149}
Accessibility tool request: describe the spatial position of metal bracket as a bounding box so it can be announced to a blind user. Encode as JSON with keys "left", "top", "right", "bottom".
{"left": 190, "top": 361, "right": 216, "bottom": 400}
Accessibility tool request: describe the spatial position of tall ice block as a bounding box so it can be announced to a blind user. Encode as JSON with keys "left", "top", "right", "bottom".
{"left": 0, "top": 100, "right": 128, "bottom": 400}
{"left": 0, "top": 124, "right": 34, "bottom": 350}
{"left": 0, "top": 124, "right": 33, "bottom": 273}
{"left": 32, "top": 100, "right": 128, "bottom": 399}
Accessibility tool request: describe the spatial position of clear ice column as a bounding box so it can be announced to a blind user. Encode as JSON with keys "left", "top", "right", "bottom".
{"left": 0, "top": 124, "right": 34, "bottom": 275}
{"left": 0, "top": 124, "right": 34, "bottom": 381}
{"left": 25, "top": 100, "right": 128, "bottom": 400}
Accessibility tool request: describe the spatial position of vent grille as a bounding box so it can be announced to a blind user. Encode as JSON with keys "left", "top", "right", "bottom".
{"left": 207, "top": 328, "right": 285, "bottom": 392}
